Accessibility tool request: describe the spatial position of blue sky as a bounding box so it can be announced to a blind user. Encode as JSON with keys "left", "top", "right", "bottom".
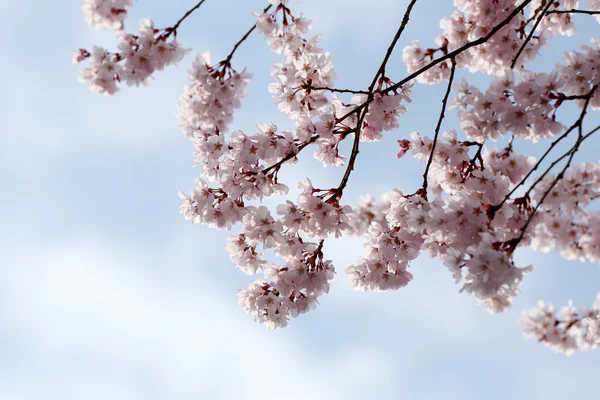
{"left": 1, "top": 0, "right": 599, "bottom": 399}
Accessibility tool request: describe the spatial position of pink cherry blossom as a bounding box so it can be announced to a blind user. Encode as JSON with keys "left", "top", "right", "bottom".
{"left": 82, "top": 0, "right": 131, "bottom": 30}
{"left": 75, "top": 0, "right": 600, "bottom": 350}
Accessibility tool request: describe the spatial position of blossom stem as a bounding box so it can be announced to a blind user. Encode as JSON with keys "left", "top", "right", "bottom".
{"left": 422, "top": 57, "right": 457, "bottom": 194}
{"left": 332, "top": 0, "right": 420, "bottom": 200}
{"left": 511, "top": 0, "right": 553, "bottom": 68}
{"left": 167, "top": 0, "right": 209, "bottom": 38}
{"left": 510, "top": 85, "right": 599, "bottom": 248}
{"left": 335, "top": 0, "right": 534, "bottom": 125}
{"left": 495, "top": 85, "right": 598, "bottom": 211}
{"left": 223, "top": 4, "right": 274, "bottom": 66}
{"left": 310, "top": 86, "right": 369, "bottom": 95}
{"left": 547, "top": 9, "right": 600, "bottom": 16}
{"left": 463, "top": 141, "right": 485, "bottom": 178}
{"left": 260, "top": 135, "right": 320, "bottom": 175}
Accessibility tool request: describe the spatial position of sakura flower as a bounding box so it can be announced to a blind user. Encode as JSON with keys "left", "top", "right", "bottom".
{"left": 77, "top": 19, "right": 188, "bottom": 95}
{"left": 82, "top": 0, "right": 131, "bottom": 30}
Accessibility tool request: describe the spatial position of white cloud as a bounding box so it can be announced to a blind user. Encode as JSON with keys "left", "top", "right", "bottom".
{"left": 2, "top": 1, "right": 600, "bottom": 399}
{"left": 0, "top": 238, "right": 406, "bottom": 400}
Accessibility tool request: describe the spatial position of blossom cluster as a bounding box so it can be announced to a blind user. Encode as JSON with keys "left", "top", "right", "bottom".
{"left": 75, "top": 0, "right": 600, "bottom": 353}
{"left": 235, "top": 233, "right": 335, "bottom": 329}
{"left": 531, "top": 162, "right": 600, "bottom": 261}
{"left": 178, "top": 53, "right": 252, "bottom": 138}
{"left": 592, "top": 0, "right": 600, "bottom": 22}
{"left": 75, "top": 14, "right": 188, "bottom": 95}
{"left": 521, "top": 294, "right": 600, "bottom": 355}
{"left": 176, "top": 3, "right": 359, "bottom": 329}
{"left": 454, "top": 47, "right": 600, "bottom": 143}
{"left": 82, "top": 0, "right": 132, "bottom": 30}
{"left": 533, "top": 0, "right": 578, "bottom": 36}
{"left": 346, "top": 192, "right": 421, "bottom": 292}
{"left": 402, "top": 0, "right": 600, "bottom": 84}
{"left": 356, "top": 130, "right": 533, "bottom": 313}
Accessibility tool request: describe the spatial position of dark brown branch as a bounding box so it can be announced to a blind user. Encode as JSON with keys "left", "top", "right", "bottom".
{"left": 511, "top": 0, "right": 552, "bottom": 68}
{"left": 260, "top": 135, "right": 320, "bottom": 175}
{"left": 512, "top": 138, "right": 585, "bottom": 247}
{"left": 560, "top": 93, "right": 595, "bottom": 101}
{"left": 523, "top": 0, "right": 549, "bottom": 26}
{"left": 336, "top": 0, "right": 534, "bottom": 124}
{"left": 330, "top": 0, "right": 419, "bottom": 201}
{"left": 385, "top": 0, "right": 533, "bottom": 92}
{"left": 306, "top": 239, "right": 326, "bottom": 267}
{"left": 310, "top": 86, "right": 370, "bottom": 95}
{"left": 495, "top": 85, "right": 598, "bottom": 210}
{"left": 508, "top": 87, "right": 598, "bottom": 248}
{"left": 422, "top": 57, "right": 457, "bottom": 194}
{"left": 496, "top": 128, "right": 573, "bottom": 209}
{"left": 332, "top": 106, "right": 370, "bottom": 201}
{"left": 166, "top": 0, "right": 209, "bottom": 38}
{"left": 246, "top": 0, "right": 534, "bottom": 198}
{"left": 584, "top": 124, "right": 600, "bottom": 140}
{"left": 222, "top": 4, "right": 274, "bottom": 66}
{"left": 369, "top": 0, "right": 420, "bottom": 90}
{"left": 464, "top": 141, "right": 485, "bottom": 178}
{"left": 547, "top": 9, "right": 600, "bottom": 16}
{"left": 521, "top": 86, "right": 598, "bottom": 198}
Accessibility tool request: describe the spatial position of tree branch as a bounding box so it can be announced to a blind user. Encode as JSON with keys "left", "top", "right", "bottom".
{"left": 335, "top": 0, "right": 534, "bottom": 124}
{"left": 507, "top": 86, "right": 599, "bottom": 249}
{"left": 511, "top": 0, "right": 552, "bottom": 68}
{"left": 369, "top": 0, "right": 420, "bottom": 91}
{"left": 222, "top": 4, "right": 274, "bottom": 66}
{"left": 166, "top": 0, "right": 209, "bottom": 38}
{"left": 310, "top": 86, "right": 370, "bottom": 95}
{"left": 260, "top": 135, "right": 319, "bottom": 175}
{"left": 422, "top": 57, "right": 457, "bottom": 194}
{"left": 494, "top": 85, "right": 598, "bottom": 211}
{"left": 330, "top": 0, "right": 420, "bottom": 201}
{"left": 521, "top": 86, "right": 598, "bottom": 198}
{"left": 386, "top": 0, "right": 533, "bottom": 93}
{"left": 463, "top": 141, "right": 485, "bottom": 178}
{"left": 547, "top": 9, "right": 600, "bottom": 16}
{"left": 247, "top": 0, "right": 535, "bottom": 199}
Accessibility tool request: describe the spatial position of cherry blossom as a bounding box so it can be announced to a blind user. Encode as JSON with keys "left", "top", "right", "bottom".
{"left": 521, "top": 294, "right": 600, "bottom": 355}
{"left": 590, "top": 0, "right": 600, "bottom": 22}
{"left": 178, "top": 52, "right": 252, "bottom": 137}
{"left": 82, "top": 0, "right": 132, "bottom": 30}
{"left": 75, "top": 18, "right": 188, "bottom": 95}
{"left": 75, "top": 0, "right": 600, "bottom": 353}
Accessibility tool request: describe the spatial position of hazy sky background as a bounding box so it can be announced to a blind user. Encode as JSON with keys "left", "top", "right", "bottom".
{"left": 1, "top": 0, "right": 599, "bottom": 399}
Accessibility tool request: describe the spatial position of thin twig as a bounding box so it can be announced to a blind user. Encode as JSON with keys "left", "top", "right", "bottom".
{"left": 422, "top": 57, "right": 457, "bottom": 194}
{"left": 508, "top": 88, "right": 598, "bottom": 248}
{"left": 512, "top": 139, "right": 584, "bottom": 247}
{"left": 521, "top": 86, "right": 598, "bottom": 198}
{"left": 547, "top": 9, "right": 600, "bottom": 16}
{"left": 369, "top": 0, "right": 420, "bottom": 90}
{"left": 253, "top": 0, "right": 532, "bottom": 184}
{"left": 222, "top": 4, "right": 274, "bottom": 65}
{"left": 584, "top": 124, "right": 600, "bottom": 139}
{"left": 464, "top": 141, "right": 485, "bottom": 178}
{"left": 260, "top": 135, "right": 319, "bottom": 175}
{"left": 336, "top": 0, "right": 534, "bottom": 124}
{"left": 332, "top": 106, "right": 370, "bottom": 201}
{"left": 384, "top": 0, "right": 533, "bottom": 93}
{"left": 330, "top": 0, "right": 420, "bottom": 200}
{"left": 166, "top": 0, "right": 209, "bottom": 38}
{"left": 511, "top": 0, "right": 552, "bottom": 68}
{"left": 310, "top": 86, "right": 370, "bottom": 95}
{"left": 523, "top": 0, "right": 549, "bottom": 26}
{"left": 495, "top": 85, "right": 598, "bottom": 210}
